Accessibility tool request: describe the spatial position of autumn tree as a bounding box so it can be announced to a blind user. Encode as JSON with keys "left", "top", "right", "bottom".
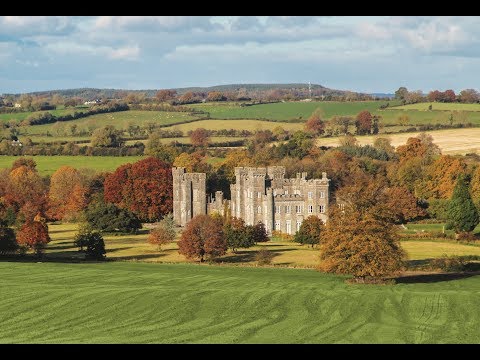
{"left": 178, "top": 214, "right": 226, "bottom": 262}
{"left": 190, "top": 128, "right": 210, "bottom": 147}
{"left": 16, "top": 221, "right": 50, "bottom": 256}
{"left": 206, "top": 91, "right": 226, "bottom": 102}
{"left": 91, "top": 125, "right": 124, "bottom": 147}
{"left": 320, "top": 181, "right": 406, "bottom": 282}
{"left": 447, "top": 176, "right": 479, "bottom": 235}
{"left": 156, "top": 89, "right": 177, "bottom": 103}
{"left": 11, "top": 157, "right": 37, "bottom": 171}
{"left": 373, "top": 137, "right": 396, "bottom": 158}
{"left": 104, "top": 157, "right": 173, "bottom": 222}
{"left": 355, "top": 110, "right": 373, "bottom": 135}
{"left": 148, "top": 213, "right": 176, "bottom": 250}
{"left": 48, "top": 166, "right": 86, "bottom": 221}
{"left": 249, "top": 222, "right": 269, "bottom": 243}
{"left": 145, "top": 131, "right": 179, "bottom": 163}
{"left": 305, "top": 114, "right": 325, "bottom": 136}
{"left": 384, "top": 187, "right": 427, "bottom": 223}
{"left": 173, "top": 151, "right": 212, "bottom": 174}
{"left": 294, "top": 215, "right": 323, "bottom": 248}
{"left": 459, "top": 89, "right": 479, "bottom": 103}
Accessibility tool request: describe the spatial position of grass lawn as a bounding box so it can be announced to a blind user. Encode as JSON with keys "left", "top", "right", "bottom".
{"left": 0, "top": 108, "right": 77, "bottom": 123}
{"left": 0, "top": 155, "right": 144, "bottom": 175}
{"left": 315, "top": 128, "right": 480, "bottom": 155}
{"left": 45, "top": 223, "right": 480, "bottom": 267}
{"left": 1, "top": 261, "right": 480, "bottom": 343}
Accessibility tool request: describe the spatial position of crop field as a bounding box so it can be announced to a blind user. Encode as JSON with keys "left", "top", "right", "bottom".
{"left": 390, "top": 102, "right": 480, "bottom": 111}
{"left": 163, "top": 119, "right": 304, "bottom": 132}
{"left": 1, "top": 261, "right": 480, "bottom": 343}
{"left": 17, "top": 110, "right": 199, "bottom": 136}
{"left": 124, "top": 136, "right": 246, "bottom": 146}
{"left": 316, "top": 128, "right": 480, "bottom": 155}
{"left": 0, "top": 155, "right": 144, "bottom": 175}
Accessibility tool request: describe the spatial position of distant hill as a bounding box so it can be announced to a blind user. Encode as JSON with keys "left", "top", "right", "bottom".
{"left": 370, "top": 93, "right": 394, "bottom": 99}
{"left": 5, "top": 83, "right": 371, "bottom": 100}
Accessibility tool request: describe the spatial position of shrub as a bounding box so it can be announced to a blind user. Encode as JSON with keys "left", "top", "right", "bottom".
{"left": 255, "top": 249, "right": 274, "bottom": 265}
{"left": 430, "top": 256, "right": 466, "bottom": 272}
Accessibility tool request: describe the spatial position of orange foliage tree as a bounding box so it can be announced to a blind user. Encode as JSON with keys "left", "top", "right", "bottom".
{"left": 355, "top": 110, "right": 373, "bottom": 135}
{"left": 320, "top": 181, "right": 406, "bottom": 281}
{"left": 384, "top": 186, "right": 427, "bottom": 223}
{"left": 190, "top": 128, "right": 210, "bottom": 147}
{"left": 178, "top": 214, "right": 226, "bottom": 262}
{"left": 48, "top": 166, "right": 86, "bottom": 221}
{"left": 16, "top": 221, "right": 50, "bottom": 256}
{"left": 104, "top": 157, "right": 172, "bottom": 222}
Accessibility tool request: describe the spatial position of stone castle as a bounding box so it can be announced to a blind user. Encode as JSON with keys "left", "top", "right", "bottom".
{"left": 172, "top": 166, "right": 330, "bottom": 235}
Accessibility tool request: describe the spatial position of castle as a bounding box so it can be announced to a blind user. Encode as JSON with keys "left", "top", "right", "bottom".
{"left": 172, "top": 166, "right": 330, "bottom": 235}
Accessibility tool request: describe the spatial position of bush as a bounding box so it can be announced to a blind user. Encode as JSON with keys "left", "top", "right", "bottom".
{"left": 456, "top": 231, "right": 477, "bottom": 242}
{"left": 84, "top": 200, "right": 142, "bottom": 234}
{"left": 0, "top": 227, "right": 17, "bottom": 255}
{"left": 255, "top": 249, "right": 274, "bottom": 265}
{"left": 74, "top": 228, "right": 106, "bottom": 260}
{"left": 430, "top": 256, "right": 466, "bottom": 272}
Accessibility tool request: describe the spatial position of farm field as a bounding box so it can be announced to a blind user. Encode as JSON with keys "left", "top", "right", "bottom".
{"left": 0, "top": 155, "right": 144, "bottom": 175}
{"left": 1, "top": 261, "right": 480, "bottom": 343}
{"left": 163, "top": 119, "right": 303, "bottom": 132}
{"left": 316, "top": 128, "right": 480, "bottom": 155}
{"left": 390, "top": 102, "right": 480, "bottom": 111}
{"left": 44, "top": 223, "right": 480, "bottom": 266}
{"left": 0, "top": 108, "right": 77, "bottom": 123}
{"left": 124, "top": 136, "right": 245, "bottom": 146}
{"left": 17, "top": 110, "right": 199, "bottom": 136}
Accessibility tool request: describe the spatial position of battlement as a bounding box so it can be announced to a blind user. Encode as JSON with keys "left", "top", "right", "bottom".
{"left": 273, "top": 194, "right": 305, "bottom": 199}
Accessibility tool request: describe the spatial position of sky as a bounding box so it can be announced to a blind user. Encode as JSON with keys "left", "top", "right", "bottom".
{"left": 0, "top": 16, "right": 479, "bottom": 94}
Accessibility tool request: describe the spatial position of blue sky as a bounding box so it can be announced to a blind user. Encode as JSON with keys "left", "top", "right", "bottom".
{"left": 0, "top": 16, "right": 478, "bottom": 94}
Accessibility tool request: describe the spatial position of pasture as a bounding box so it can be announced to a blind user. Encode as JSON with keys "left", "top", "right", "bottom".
{"left": 1, "top": 261, "right": 480, "bottom": 343}
{"left": 0, "top": 108, "right": 77, "bottom": 123}
{"left": 0, "top": 155, "right": 144, "bottom": 175}
{"left": 163, "top": 119, "right": 303, "bottom": 132}
{"left": 390, "top": 102, "right": 480, "bottom": 111}
{"left": 315, "top": 128, "right": 480, "bottom": 155}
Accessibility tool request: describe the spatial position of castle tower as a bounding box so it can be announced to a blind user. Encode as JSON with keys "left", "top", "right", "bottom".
{"left": 172, "top": 167, "right": 207, "bottom": 226}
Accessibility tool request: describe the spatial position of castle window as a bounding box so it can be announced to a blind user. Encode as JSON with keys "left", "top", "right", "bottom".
{"left": 258, "top": 192, "right": 262, "bottom": 198}
{"left": 296, "top": 205, "right": 302, "bottom": 214}
{"left": 296, "top": 221, "right": 302, "bottom": 232}
{"left": 319, "top": 205, "right": 325, "bottom": 213}
{"left": 275, "top": 221, "right": 281, "bottom": 231}
{"left": 258, "top": 206, "right": 262, "bottom": 214}
{"left": 320, "top": 191, "right": 325, "bottom": 199}
{"left": 308, "top": 191, "right": 313, "bottom": 199}
{"left": 285, "top": 190, "right": 288, "bottom": 195}
{"left": 286, "top": 205, "right": 291, "bottom": 214}
{"left": 308, "top": 205, "right": 313, "bottom": 213}
{"left": 286, "top": 220, "right": 292, "bottom": 234}
{"left": 294, "top": 189, "right": 301, "bottom": 195}
{"left": 275, "top": 205, "right": 281, "bottom": 214}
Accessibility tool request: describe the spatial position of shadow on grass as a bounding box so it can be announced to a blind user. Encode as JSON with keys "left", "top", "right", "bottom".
{"left": 110, "top": 253, "right": 166, "bottom": 261}
{"left": 395, "top": 272, "right": 480, "bottom": 284}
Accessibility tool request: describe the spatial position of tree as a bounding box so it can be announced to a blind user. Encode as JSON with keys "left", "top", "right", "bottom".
{"left": 206, "top": 91, "right": 226, "bottom": 102}
{"left": 145, "top": 131, "right": 179, "bottom": 163}
{"left": 190, "top": 128, "right": 210, "bottom": 147}
{"left": 11, "top": 158, "right": 37, "bottom": 171}
{"left": 148, "top": 213, "right": 176, "bottom": 250}
{"left": 443, "top": 89, "right": 456, "bottom": 103}
{"left": 384, "top": 187, "right": 427, "bottom": 223}
{"left": 395, "top": 87, "right": 408, "bottom": 100}
{"left": 447, "top": 176, "right": 479, "bottom": 235}
{"left": 339, "top": 134, "right": 358, "bottom": 147}
{"left": 48, "top": 166, "right": 85, "bottom": 221}
{"left": 104, "top": 157, "right": 173, "bottom": 222}
{"left": 355, "top": 110, "right": 373, "bottom": 135}
{"left": 459, "top": 89, "right": 479, "bottom": 103}
{"left": 294, "top": 215, "right": 323, "bottom": 247}
{"left": 0, "top": 227, "right": 17, "bottom": 255}
{"left": 84, "top": 200, "right": 142, "bottom": 233}
{"left": 178, "top": 214, "right": 226, "bottom": 262}
{"left": 156, "top": 89, "right": 177, "bottom": 103}
{"left": 304, "top": 113, "right": 325, "bottom": 136}
{"left": 16, "top": 221, "right": 50, "bottom": 256}
{"left": 74, "top": 228, "right": 106, "bottom": 260}
{"left": 249, "top": 222, "right": 268, "bottom": 243}
{"left": 91, "top": 125, "right": 124, "bottom": 147}
{"left": 173, "top": 152, "right": 211, "bottom": 173}
{"left": 223, "top": 217, "right": 254, "bottom": 252}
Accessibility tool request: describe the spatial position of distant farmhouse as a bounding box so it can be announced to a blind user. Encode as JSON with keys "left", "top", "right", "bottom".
{"left": 83, "top": 99, "right": 101, "bottom": 105}
{"left": 172, "top": 166, "right": 330, "bottom": 234}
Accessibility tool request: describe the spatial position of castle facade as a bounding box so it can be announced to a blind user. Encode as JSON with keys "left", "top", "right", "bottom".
{"left": 172, "top": 166, "right": 330, "bottom": 234}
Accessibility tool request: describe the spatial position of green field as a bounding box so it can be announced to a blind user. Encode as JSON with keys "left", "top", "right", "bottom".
{"left": 390, "top": 102, "right": 480, "bottom": 111}
{"left": 17, "top": 110, "right": 199, "bottom": 136}
{"left": 0, "top": 155, "right": 144, "bottom": 175}
{"left": 0, "top": 108, "right": 78, "bottom": 123}
{"left": 1, "top": 261, "right": 480, "bottom": 343}
{"left": 164, "top": 119, "right": 303, "bottom": 132}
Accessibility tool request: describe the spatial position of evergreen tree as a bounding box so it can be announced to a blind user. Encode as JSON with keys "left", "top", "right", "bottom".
{"left": 447, "top": 176, "right": 479, "bottom": 234}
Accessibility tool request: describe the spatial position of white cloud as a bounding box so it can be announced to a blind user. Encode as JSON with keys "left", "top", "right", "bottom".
{"left": 44, "top": 41, "right": 140, "bottom": 61}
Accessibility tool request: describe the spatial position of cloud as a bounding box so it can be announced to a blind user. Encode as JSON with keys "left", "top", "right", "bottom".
{"left": 44, "top": 41, "right": 140, "bottom": 61}
{"left": 93, "top": 16, "right": 215, "bottom": 32}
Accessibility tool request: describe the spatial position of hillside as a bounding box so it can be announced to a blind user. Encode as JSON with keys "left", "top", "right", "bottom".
{"left": 4, "top": 83, "right": 369, "bottom": 99}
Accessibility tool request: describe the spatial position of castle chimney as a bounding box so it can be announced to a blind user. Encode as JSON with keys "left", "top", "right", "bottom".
{"left": 322, "top": 172, "right": 327, "bottom": 179}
